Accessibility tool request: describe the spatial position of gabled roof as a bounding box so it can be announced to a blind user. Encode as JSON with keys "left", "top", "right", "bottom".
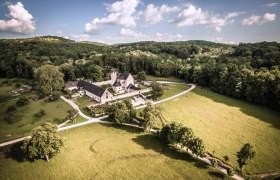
{"left": 77, "top": 80, "right": 106, "bottom": 97}
{"left": 113, "top": 80, "right": 121, "bottom": 87}
{"left": 127, "top": 84, "right": 140, "bottom": 90}
{"left": 65, "top": 81, "right": 78, "bottom": 88}
{"left": 118, "top": 73, "right": 130, "bottom": 80}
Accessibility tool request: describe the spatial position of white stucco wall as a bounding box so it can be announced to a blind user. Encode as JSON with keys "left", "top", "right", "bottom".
{"left": 125, "top": 74, "right": 134, "bottom": 89}
{"left": 110, "top": 71, "right": 117, "bottom": 85}
{"left": 100, "top": 89, "right": 113, "bottom": 103}
{"left": 85, "top": 90, "right": 101, "bottom": 102}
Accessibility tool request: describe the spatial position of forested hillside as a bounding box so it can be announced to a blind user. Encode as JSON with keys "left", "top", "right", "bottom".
{"left": 0, "top": 36, "right": 279, "bottom": 110}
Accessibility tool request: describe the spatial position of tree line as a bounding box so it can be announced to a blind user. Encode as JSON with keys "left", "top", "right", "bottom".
{"left": 0, "top": 36, "right": 279, "bottom": 110}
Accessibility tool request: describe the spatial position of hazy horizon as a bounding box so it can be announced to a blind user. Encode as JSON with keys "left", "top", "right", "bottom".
{"left": 0, "top": 0, "right": 279, "bottom": 44}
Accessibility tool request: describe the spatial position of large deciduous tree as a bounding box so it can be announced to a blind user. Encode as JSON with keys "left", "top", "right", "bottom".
{"left": 59, "top": 63, "right": 76, "bottom": 81}
{"left": 236, "top": 143, "right": 256, "bottom": 171}
{"left": 151, "top": 82, "right": 163, "bottom": 100}
{"left": 35, "top": 65, "right": 64, "bottom": 95}
{"left": 189, "top": 137, "right": 206, "bottom": 157}
{"left": 143, "top": 103, "right": 166, "bottom": 131}
{"left": 85, "top": 64, "right": 103, "bottom": 81}
{"left": 137, "top": 71, "right": 146, "bottom": 81}
{"left": 114, "top": 109, "right": 130, "bottom": 124}
{"left": 21, "top": 122, "right": 64, "bottom": 162}
{"left": 166, "top": 122, "right": 183, "bottom": 145}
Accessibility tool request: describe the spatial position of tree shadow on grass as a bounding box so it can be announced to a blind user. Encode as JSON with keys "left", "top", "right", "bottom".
{"left": 99, "top": 123, "right": 211, "bottom": 170}
{"left": 1, "top": 142, "right": 25, "bottom": 162}
{"left": 1, "top": 142, "right": 44, "bottom": 163}
{"left": 100, "top": 123, "right": 144, "bottom": 134}
{"left": 131, "top": 133, "right": 211, "bottom": 170}
{"left": 208, "top": 171, "right": 226, "bottom": 178}
{"left": 193, "top": 87, "right": 280, "bottom": 130}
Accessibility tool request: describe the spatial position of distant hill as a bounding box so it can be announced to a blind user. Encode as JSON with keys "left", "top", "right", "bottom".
{"left": 1, "top": 36, "right": 75, "bottom": 43}
{"left": 114, "top": 40, "right": 229, "bottom": 47}
{"left": 80, "top": 41, "right": 108, "bottom": 46}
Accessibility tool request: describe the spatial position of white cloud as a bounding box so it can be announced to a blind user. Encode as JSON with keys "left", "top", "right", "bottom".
{"left": 154, "top": 32, "right": 184, "bottom": 42}
{"left": 263, "top": 13, "right": 276, "bottom": 21}
{"left": 172, "top": 5, "right": 243, "bottom": 32}
{"left": 265, "top": 3, "right": 278, "bottom": 7}
{"left": 215, "top": 27, "right": 222, "bottom": 32}
{"left": 54, "top": 31, "right": 89, "bottom": 41}
{"left": 242, "top": 15, "right": 261, "bottom": 26}
{"left": 120, "top": 28, "right": 146, "bottom": 38}
{"left": 215, "top": 36, "right": 224, "bottom": 42}
{"left": 108, "top": 28, "right": 185, "bottom": 43}
{"left": 142, "top": 4, "right": 179, "bottom": 25}
{"left": 70, "top": 34, "right": 90, "bottom": 41}
{"left": 242, "top": 13, "right": 276, "bottom": 26}
{"left": 0, "top": 2, "right": 35, "bottom": 34}
{"left": 173, "top": 5, "right": 226, "bottom": 27}
{"left": 56, "top": 30, "right": 63, "bottom": 35}
{"left": 225, "top": 12, "right": 244, "bottom": 20}
{"left": 85, "top": 0, "right": 140, "bottom": 34}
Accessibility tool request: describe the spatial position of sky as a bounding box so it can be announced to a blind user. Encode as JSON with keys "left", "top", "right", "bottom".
{"left": 0, "top": 0, "right": 279, "bottom": 44}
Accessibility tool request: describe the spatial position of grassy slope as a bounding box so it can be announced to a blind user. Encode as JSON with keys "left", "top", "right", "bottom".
{"left": 159, "top": 86, "right": 280, "bottom": 174}
{"left": 0, "top": 79, "right": 72, "bottom": 143}
{"left": 0, "top": 123, "right": 230, "bottom": 180}
{"left": 146, "top": 75, "right": 184, "bottom": 83}
{"left": 157, "top": 83, "right": 191, "bottom": 101}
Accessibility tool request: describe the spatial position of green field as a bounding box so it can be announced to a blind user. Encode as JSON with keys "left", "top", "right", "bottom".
{"left": 74, "top": 96, "right": 93, "bottom": 116}
{"left": 146, "top": 75, "right": 184, "bottom": 83}
{"left": 157, "top": 83, "right": 191, "bottom": 101}
{"left": 0, "top": 123, "right": 230, "bottom": 179}
{"left": 158, "top": 86, "right": 280, "bottom": 174}
{"left": 0, "top": 79, "right": 72, "bottom": 143}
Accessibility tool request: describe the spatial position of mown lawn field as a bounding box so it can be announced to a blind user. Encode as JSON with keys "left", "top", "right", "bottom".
{"left": 0, "top": 79, "right": 72, "bottom": 143}
{"left": 158, "top": 86, "right": 280, "bottom": 174}
{"left": 146, "top": 75, "right": 185, "bottom": 83}
{"left": 0, "top": 123, "right": 230, "bottom": 180}
{"left": 157, "top": 83, "right": 191, "bottom": 101}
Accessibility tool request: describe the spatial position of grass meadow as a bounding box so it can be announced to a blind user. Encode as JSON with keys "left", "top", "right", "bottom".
{"left": 156, "top": 83, "right": 191, "bottom": 101}
{"left": 146, "top": 75, "right": 185, "bottom": 83}
{"left": 159, "top": 86, "right": 280, "bottom": 174}
{"left": 0, "top": 123, "right": 230, "bottom": 180}
{"left": 0, "top": 79, "right": 72, "bottom": 143}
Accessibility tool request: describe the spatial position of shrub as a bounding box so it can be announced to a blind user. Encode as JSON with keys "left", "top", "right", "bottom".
{"left": 37, "top": 93, "right": 46, "bottom": 100}
{"left": 223, "top": 155, "right": 229, "bottom": 162}
{"left": 50, "top": 91, "right": 61, "bottom": 101}
{"left": 34, "top": 109, "right": 46, "bottom": 118}
{"left": 16, "top": 96, "right": 30, "bottom": 107}
{"left": 210, "top": 159, "right": 218, "bottom": 168}
{"left": 15, "top": 82, "right": 21, "bottom": 88}
{"left": 12, "top": 79, "right": 19, "bottom": 83}
{"left": 151, "top": 82, "right": 163, "bottom": 100}
{"left": 114, "top": 109, "right": 130, "bottom": 124}
{"left": 6, "top": 105, "right": 17, "bottom": 113}
{"left": 160, "top": 124, "right": 171, "bottom": 143}
{"left": 227, "top": 168, "right": 234, "bottom": 176}
{"left": 2, "top": 80, "right": 9, "bottom": 84}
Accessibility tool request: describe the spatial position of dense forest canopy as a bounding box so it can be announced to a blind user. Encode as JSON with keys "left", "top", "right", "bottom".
{"left": 0, "top": 36, "right": 279, "bottom": 110}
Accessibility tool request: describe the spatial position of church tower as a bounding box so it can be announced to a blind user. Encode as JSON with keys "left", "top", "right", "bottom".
{"left": 110, "top": 69, "right": 118, "bottom": 85}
